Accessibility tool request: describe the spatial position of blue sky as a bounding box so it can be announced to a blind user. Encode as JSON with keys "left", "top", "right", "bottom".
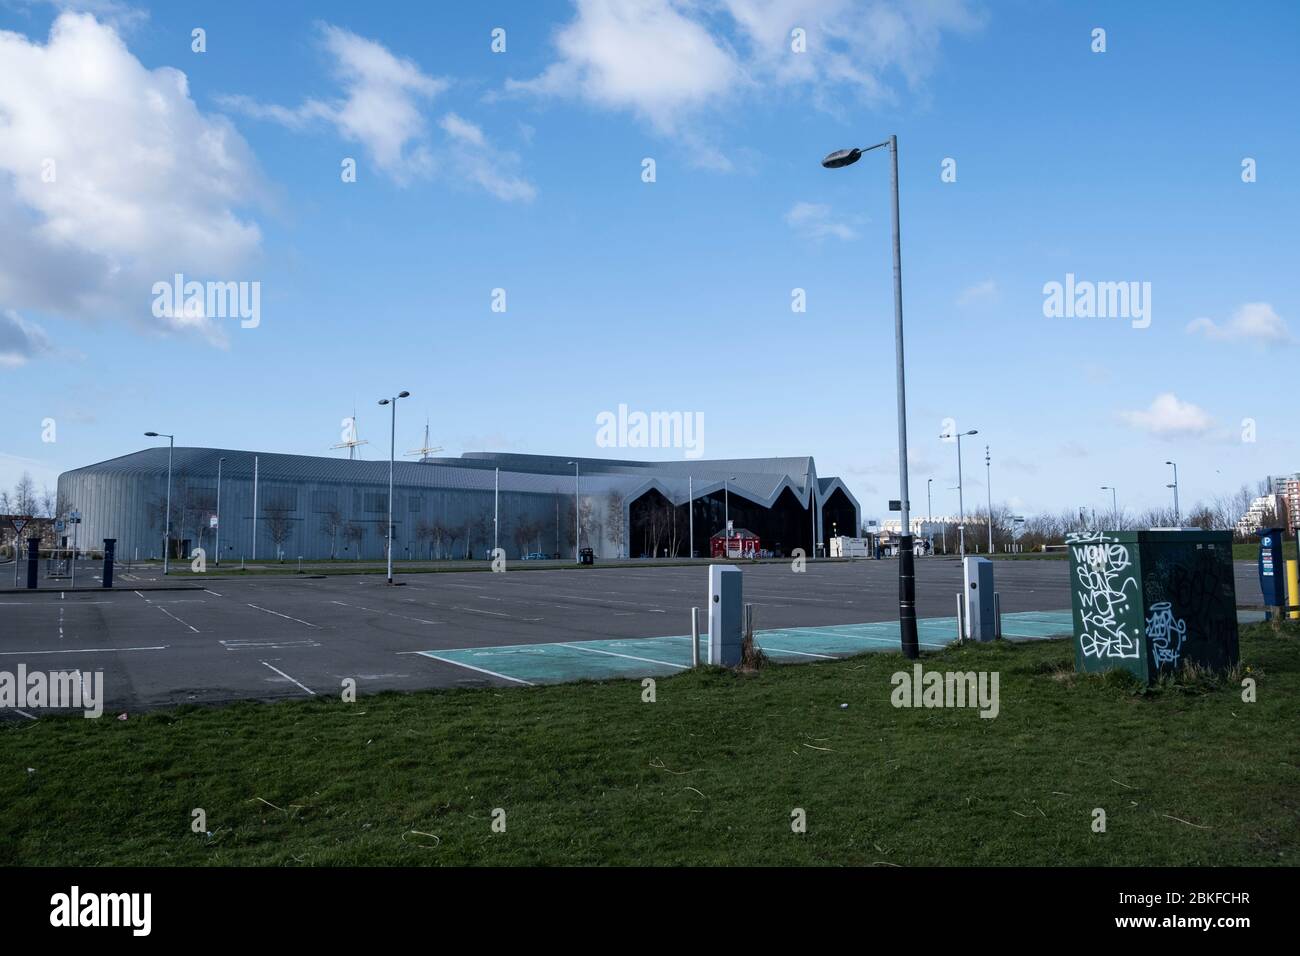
{"left": 1, "top": 0, "right": 1297, "bottom": 523}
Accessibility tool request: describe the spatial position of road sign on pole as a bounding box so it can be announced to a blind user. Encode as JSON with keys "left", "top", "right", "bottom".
{"left": 10, "top": 519, "right": 26, "bottom": 587}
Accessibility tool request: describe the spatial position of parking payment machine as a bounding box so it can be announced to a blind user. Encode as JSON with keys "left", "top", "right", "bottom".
{"left": 708, "top": 564, "right": 743, "bottom": 666}
{"left": 963, "top": 556, "right": 996, "bottom": 641}
{"left": 1258, "top": 527, "right": 1287, "bottom": 618}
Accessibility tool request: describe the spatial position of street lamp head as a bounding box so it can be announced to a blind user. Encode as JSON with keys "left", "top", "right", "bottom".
{"left": 144, "top": 431, "right": 158, "bottom": 437}
{"left": 965, "top": 429, "right": 979, "bottom": 436}
{"left": 398, "top": 390, "right": 410, "bottom": 399}
{"left": 821, "top": 147, "right": 862, "bottom": 169}
{"left": 378, "top": 398, "right": 390, "bottom": 406}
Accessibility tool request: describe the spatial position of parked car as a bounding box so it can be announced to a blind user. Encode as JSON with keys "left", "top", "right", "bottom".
{"left": 524, "top": 552, "right": 549, "bottom": 560}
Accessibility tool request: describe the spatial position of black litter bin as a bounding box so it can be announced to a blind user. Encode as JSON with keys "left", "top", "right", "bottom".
{"left": 579, "top": 547, "right": 595, "bottom": 566}
{"left": 1068, "top": 529, "right": 1238, "bottom": 682}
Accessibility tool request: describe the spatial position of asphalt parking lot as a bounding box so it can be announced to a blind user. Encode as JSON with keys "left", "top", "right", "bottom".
{"left": 0, "top": 557, "right": 1263, "bottom": 714}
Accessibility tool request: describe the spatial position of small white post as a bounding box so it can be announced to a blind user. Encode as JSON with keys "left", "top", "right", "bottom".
{"left": 690, "top": 607, "right": 700, "bottom": 667}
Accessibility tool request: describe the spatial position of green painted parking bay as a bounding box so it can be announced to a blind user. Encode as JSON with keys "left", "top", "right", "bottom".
{"left": 418, "top": 609, "right": 1077, "bottom": 686}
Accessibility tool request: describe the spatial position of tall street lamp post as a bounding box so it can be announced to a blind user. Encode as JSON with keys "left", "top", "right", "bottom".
{"left": 1101, "top": 485, "right": 1118, "bottom": 526}
{"left": 378, "top": 390, "right": 410, "bottom": 584}
{"left": 985, "top": 445, "right": 993, "bottom": 554}
{"left": 823, "top": 135, "right": 918, "bottom": 657}
{"left": 144, "top": 432, "right": 174, "bottom": 574}
{"left": 943, "top": 428, "right": 978, "bottom": 557}
{"left": 567, "top": 461, "right": 580, "bottom": 562}
{"left": 215, "top": 455, "right": 225, "bottom": 566}
{"left": 1165, "top": 460, "right": 1180, "bottom": 525}
{"left": 723, "top": 475, "right": 737, "bottom": 557}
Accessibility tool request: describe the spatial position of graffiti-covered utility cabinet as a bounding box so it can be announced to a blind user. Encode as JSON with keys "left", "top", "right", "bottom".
{"left": 1067, "top": 529, "right": 1238, "bottom": 683}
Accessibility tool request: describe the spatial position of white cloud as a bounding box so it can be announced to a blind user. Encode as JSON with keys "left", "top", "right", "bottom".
{"left": 441, "top": 113, "right": 487, "bottom": 148}
{"left": 221, "top": 24, "right": 445, "bottom": 185}
{"left": 784, "top": 201, "right": 856, "bottom": 240}
{"left": 507, "top": 0, "right": 742, "bottom": 135}
{"left": 956, "top": 278, "right": 997, "bottom": 306}
{"left": 0, "top": 310, "right": 54, "bottom": 367}
{"left": 21, "top": 0, "right": 149, "bottom": 32}
{"left": 222, "top": 24, "right": 535, "bottom": 200}
{"left": 1186, "top": 302, "right": 1294, "bottom": 346}
{"left": 1119, "top": 393, "right": 1214, "bottom": 437}
{"left": 724, "top": 0, "right": 982, "bottom": 98}
{"left": 0, "top": 13, "right": 263, "bottom": 341}
{"left": 509, "top": 0, "right": 981, "bottom": 162}
{"left": 439, "top": 113, "right": 537, "bottom": 203}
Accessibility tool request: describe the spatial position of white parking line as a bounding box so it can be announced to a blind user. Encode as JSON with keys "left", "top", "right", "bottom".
{"left": 562, "top": 643, "right": 686, "bottom": 669}
{"left": 417, "top": 653, "right": 535, "bottom": 686}
{"left": 222, "top": 639, "right": 320, "bottom": 650}
{"left": 331, "top": 600, "right": 442, "bottom": 625}
{"left": 246, "top": 604, "right": 320, "bottom": 628}
{"left": 0, "top": 646, "right": 168, "bottom": 656}
{"left": 447, "top": 605, "right": 542, "bottom": 622}
{"left": 156, "top": 605, "right": 199, "bottom": 633}
{"left": 259, "top": 660, "right": 316, "bottom": 696}
{"left": 759, "top": 645, "right": 837, "bottom": 660}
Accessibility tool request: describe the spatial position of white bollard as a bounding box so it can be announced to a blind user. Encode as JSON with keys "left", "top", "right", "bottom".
{"left": 690, "top": 607, "right": 700, "bottom": 667}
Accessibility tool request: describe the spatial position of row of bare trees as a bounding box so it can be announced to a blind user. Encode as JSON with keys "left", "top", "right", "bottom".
{"left": 635, "top": 496, "right": 684, "bottom": 558}
{"left": 911, "top": 482, "right": 1275, "bottom": 552}
{"left": 0, "top": 472, "right": 59, "bottom": 556}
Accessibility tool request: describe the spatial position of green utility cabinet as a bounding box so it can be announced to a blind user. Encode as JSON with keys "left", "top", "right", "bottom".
{"left": 1067, "top": 529, "right": 1238, "bottom": 683}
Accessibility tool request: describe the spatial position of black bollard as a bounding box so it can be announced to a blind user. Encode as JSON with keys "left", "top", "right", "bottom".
{"left": 103, "top": 538, "right": 116, "bottom": 589}
{"left": 26, "top": 536, "right": 39, "bottom": 589}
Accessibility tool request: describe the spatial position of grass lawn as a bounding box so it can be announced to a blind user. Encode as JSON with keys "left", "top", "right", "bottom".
{"left": 2, "top": 624, "right": 1296, "bottom": 866}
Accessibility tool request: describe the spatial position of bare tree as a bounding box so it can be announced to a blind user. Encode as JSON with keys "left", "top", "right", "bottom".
{"left": 428, "top": 519, "right": 448, "bottom": 559}
{"left": 471, "top": 510, "right": 493, "bottom": 558}
{"left": 343, "top": 521, "right": 365, "bottom": 560}
{"left": 513, "top": 517, "right": 535, "bottom": 558}
{"left": 415, "top": 518, "right": 435, "bottom": 559}
{"left": 263, "top": 508, "right": 294, "bottom": 560}
{"left": 12, "top": 473, "right": 38, "bottom": 515}
{"left": 606, "top": 492, "right": 625, "bottom": 557}
{"left": 321, "top": 506, "right": 344, "bottom": 558}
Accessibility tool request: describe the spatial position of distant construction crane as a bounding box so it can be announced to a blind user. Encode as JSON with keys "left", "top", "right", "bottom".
{"left": 406, "top": 418, "right": 443, "bottom": 460}
{"left": 330, "top": 406, "right": 370, "bottom": 459}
